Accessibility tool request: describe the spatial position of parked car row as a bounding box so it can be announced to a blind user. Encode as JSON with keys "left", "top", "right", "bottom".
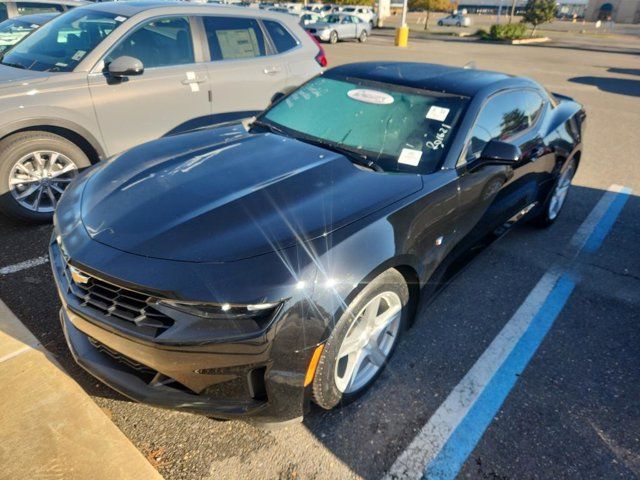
{"left": 304, "top": 12, "right": 371, "bottom": 43}
{"left": 0, "top": 2, "right": 325, "bottom": 221}
{"left": 0, "top": 0, "right": 83, "bottom": 22}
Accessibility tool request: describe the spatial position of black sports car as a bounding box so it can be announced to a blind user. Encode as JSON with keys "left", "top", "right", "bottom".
{"left": 51, "top": 62, "right": 585, "bottom": 424}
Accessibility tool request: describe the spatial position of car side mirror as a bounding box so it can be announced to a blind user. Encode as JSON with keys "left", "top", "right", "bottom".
{"left": 107, "top": 56, "right": 144, "bottom": 78}
{"left": 270, "top": 91, "right": 285, "bottom": 105}
{"left": 480, "top": 140, "right": 521, "bottom": 165}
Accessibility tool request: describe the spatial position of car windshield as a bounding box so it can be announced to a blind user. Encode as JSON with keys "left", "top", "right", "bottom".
{"left": 0, "top": 19, "right": 37, "bottom": 53}
{"left": 262, "top": 76, "right": 468, "bottom": 173}
{"left": 0, "top": 9, "right": 123, "bottom": 72}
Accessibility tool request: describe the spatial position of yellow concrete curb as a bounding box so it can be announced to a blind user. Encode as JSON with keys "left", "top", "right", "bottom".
{"left": 0, "top": 299, "right": 163, "bottom": 480}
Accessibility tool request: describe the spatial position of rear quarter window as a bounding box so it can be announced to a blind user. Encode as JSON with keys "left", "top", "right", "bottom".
{"left": 263, "top": 20, "right": 298, "bottom": 53}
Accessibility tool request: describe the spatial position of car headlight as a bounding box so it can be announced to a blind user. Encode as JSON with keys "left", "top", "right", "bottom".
{"left": 157, "top": 299, "right": 281, "bottom": 321}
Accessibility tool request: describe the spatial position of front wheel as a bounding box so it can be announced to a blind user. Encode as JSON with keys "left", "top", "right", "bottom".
{"left": 532, "top": 158, "right": 577, "bottom": 227}
{"left": 438, "top": 21, "right": 443, "bottom": 26}
{"left": 329, "top": 30, "right": 338, "bottom": 44}
{"left": 312, "top": 269, "right": 410, "bottom": 409}
{"left": 359, "top": 30, "right": 368, "bottom": 42}
{"left": 0, "top": 131, "right": 90, "bottom": 223}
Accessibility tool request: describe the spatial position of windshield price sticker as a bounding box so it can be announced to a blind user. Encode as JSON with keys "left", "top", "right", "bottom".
{"left": 426, "top": 105, "right": 450, "bottom": 121}
{"left": 347, "top": 89, "right": 394, "bottom": 105}
{"left": 114, "top": 16, "right": 127, "bottom": 22}
{"left": 398, "top": 148, "right": 423, "bottom": 166}
{"left": 71, "top": 50, "right": 86, "bottom": 62}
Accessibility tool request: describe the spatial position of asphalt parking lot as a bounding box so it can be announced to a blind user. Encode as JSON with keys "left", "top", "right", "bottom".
{"left": 1, "top": 31, "right": 639, "bottom": 480}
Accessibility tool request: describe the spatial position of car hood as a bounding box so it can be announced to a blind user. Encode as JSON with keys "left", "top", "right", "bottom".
{"left": 81, "top": 125, "right": 422, "bottom": 263}
{"left": 0, "top": 64, "right": 50, "bottom": 88}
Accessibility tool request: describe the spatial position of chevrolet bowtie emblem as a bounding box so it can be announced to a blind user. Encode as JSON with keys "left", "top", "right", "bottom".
{"left": 69, "top": 266, "right": 90, "bottom": 285}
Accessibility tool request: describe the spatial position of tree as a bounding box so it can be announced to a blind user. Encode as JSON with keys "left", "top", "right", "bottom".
{"left": 409, "top": 0, "right": 451, "bottom": 30}
{"left": 521, "top": 0, "right": 557, "bottom": 36}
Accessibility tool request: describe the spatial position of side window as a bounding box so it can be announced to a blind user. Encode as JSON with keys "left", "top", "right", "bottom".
{"left": 203, "top": 16, "right": 266, "bottom": 61}
{"left": 0, "top": 3, "right": 8, "bottom": 22}
{"left": 467, "top": 90, "right": 538, "bottom": 159}
{"left": 263, "top": 20, "right": 298, "bottom": 53}
{"left": 105, "top": 17, "right": 194, "bottom": 69}
{"left": 16, "top": 2, "right": 64, "bottom": 14}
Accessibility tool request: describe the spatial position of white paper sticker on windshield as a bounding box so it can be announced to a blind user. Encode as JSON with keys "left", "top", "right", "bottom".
{"left": 347, "top": 89, "right": 394, "bottom": 105}
{"left": 115, "top": 16, "right": 127, "bottom": 22}
{"left": 426, "top": 105, "right": 450, "bottom": 121}
{"left": 30, "top": 24, "right": 40, "bottom": 28}
{"left": 398, "top": 148, "right": 422, "bottom": 166}
{"left": 71, "top": 50, "right": 86, "bottom": 62}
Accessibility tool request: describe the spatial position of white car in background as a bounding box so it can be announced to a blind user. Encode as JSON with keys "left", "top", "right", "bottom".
{"left": 299, "top": 11, "right": 321, "bottom": 25}
{"left": 437, "top": 13, "right": 472, "bottom": 27}
{"left": 340, "top": 5, "right": 377, "bottom": 26}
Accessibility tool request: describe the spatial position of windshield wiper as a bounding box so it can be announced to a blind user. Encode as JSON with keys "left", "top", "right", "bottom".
{"left": 250, "top": 119, "right": 288, "bottom": 137}
{"left": 299, "top": 137, "right": 384, "bottom": 173}
{"left": 1, "top": 60, "right": 26, "bottom": 69}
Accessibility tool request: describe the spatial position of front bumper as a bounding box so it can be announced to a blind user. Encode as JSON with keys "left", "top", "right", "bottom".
{"left": 50, "top": 238, "right": 322, "bottom": 423}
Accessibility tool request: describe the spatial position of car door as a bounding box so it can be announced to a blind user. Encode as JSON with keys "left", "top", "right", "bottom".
{"left": 200, "top": 15, "right": 289, "bottom": 123}
{"left": 88, "top": 16, "right": 211, "bottom": 155}
{"left": 456, "top": 89, "right": 549, "bottom": 240}
{"left": 341, "top": 15, "right": 356, "bottom": 38}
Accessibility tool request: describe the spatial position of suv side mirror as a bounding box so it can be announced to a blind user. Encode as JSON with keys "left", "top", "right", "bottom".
{"left": 480, "top": 140, "right": 521, "bottom": 165}
{"left": 108, "top": 56, "right": 144, "bottom": 78}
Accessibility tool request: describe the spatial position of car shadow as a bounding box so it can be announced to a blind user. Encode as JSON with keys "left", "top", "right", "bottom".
{"left": 607, "top": 67, "right": 640, "bottom": 77}
{"left": 569, "top": 75, "right": 640, "bottom": 97}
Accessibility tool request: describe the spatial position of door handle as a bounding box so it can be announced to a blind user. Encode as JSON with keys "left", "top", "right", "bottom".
{"left": 263, "top": 66, "right": 282, "bottom": 75}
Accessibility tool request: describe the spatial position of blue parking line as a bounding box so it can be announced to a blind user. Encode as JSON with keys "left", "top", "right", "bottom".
{"left": 420, "top": 187, "right": 632, "bottom": 480}
{"left": 423, "top": 274, "right": 576, "bottom": 480}
{"left": 583, "top": 187, "right": 632, "bottom": 253}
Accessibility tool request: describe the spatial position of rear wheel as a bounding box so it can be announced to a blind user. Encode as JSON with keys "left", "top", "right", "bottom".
{"left": 329, "top": 30, "right": 338, "bottom": 44}
{"left": 532, "top": 158, "right": 577, "bottom": 227}
{"left": 438, "top": 20, "right": 443, "bottom": 26}
{"left": 359, "top": 30, "right": 368, "bottom": 42}
{"left": 312, "top": 269, "right": 410, "bottom": 409}
{"left": 0, "top": 131, "right": 90, "bottom": 223}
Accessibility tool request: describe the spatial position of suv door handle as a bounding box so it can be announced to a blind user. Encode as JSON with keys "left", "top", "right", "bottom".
{"left": 263, "top": 66, "right": 282, "bottom": 75}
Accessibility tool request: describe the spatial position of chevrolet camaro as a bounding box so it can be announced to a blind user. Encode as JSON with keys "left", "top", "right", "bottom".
{"left": 51, "top": 62, "right": 586, "bottom": 424}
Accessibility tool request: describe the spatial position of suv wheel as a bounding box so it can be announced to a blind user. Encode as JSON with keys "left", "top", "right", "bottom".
{"left": 312, "top": 269, "right": 410, "bottom": 409}
{"left": 0, "top": 131, "right": 91, "bottom": 223}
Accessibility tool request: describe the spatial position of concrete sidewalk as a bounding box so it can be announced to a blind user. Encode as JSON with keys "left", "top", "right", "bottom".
{"left": 0, "top": 299, "right": 163, "bottom": 480}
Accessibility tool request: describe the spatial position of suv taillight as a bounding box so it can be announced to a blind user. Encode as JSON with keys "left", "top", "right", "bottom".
{"left": 306, "top": 31, "right": 328, "bottom": 67}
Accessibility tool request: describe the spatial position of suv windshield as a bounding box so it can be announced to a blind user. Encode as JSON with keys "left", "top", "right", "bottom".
{"left": 262, "top": 76, "right": 468, "bottom": 173}
{"left": 1, "top": 9, "right": 123, "bottom": 72}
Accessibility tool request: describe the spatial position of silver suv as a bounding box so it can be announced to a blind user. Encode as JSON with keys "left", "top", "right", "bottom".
{"left": 0, "top": 2, "right": 325, "bottom": 222}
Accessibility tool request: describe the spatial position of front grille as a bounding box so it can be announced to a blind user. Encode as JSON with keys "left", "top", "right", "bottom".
{"left": 60, "top": 260, "right": 174, "bottom": 337}
{"left": 88, "top": 336, "right": 156, "bottom": 376}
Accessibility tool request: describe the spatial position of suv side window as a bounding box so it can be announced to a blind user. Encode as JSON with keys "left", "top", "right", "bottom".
{"left": 203, "top": 16, "right": 266, "bottom": 61}
{"left": 263, "top": 20, "right": 298, "bottom": 53}
{"left": 16, "top": 2, "right": 65, "bottom": 14}
{"left": 466, "top": 90, "right": 543, "bottom": 159}
{"left": 105, "top": 17, "right": 194, "bottom": 69}
{"left": 0, "top": 3, "right": 7, "bottom": 22}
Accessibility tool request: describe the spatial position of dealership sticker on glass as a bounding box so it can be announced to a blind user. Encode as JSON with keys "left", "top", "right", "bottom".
{"left": 426, "top": 105, "right": 449, "bottom": 122}
{"left": 398, "top": 148, "right": 423, "bottom": 166}
{"left": 115, "top": 16, "right": 127, "bottom": 22}
{"left": 347, "top": 89, "right": 395, "bottom": 105}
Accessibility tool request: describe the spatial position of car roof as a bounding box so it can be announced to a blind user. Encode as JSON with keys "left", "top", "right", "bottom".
{"left": 10, "top": 12, "right": 59, "bottom": 24}
{"left": 75, "top": 1, "right": 270, "bottom": 18}
{"left": 0, "top": 0, "right": 87, "bottom": 5}
{"left": 327, "top": 62, "right": 537, "bottom": 98}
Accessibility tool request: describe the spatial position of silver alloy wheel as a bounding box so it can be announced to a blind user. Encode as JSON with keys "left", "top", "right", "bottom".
{"left": 9, "top": 151, "right": 78, "bottom": 213}
{"left": 334, "top": 291, "right": 402, "bottom": 394}
{"left": 548, "top": 161, "right": 576, "bottom": 220}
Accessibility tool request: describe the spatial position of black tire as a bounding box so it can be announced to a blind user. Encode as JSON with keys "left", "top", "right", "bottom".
{"left": 0, "top": 131, "right": 91, "bottom": 223}
{"left": 312, "top": 268, "right": 410, "bottom": 410}
{"left": 531, "top": 158, "right": 577, "bottom": 228}
{"left": 438, "top": 20, "right": 443, "bottom": 26}
{"left": 329, "top": 30, "right": 338, "bottom": 44}
{"left": 456, "top": 21, "right": 461, "bottom": 26}
{"left": 359, "top": 30, "right": 368, "bottom": 43}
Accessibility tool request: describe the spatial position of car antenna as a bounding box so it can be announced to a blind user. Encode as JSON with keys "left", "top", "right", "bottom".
{"left": 463, "top": 61, "right": 476, "bottom": 69}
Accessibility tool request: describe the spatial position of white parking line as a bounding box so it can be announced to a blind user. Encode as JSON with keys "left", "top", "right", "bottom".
{"left": 383, "top": 184, "right": 633, "bottom": 480}
{"left": 0, "top": 255, "right": 49, "bottom": 276}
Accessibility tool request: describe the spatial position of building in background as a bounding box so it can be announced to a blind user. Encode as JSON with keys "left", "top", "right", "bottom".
{"left": 585, "top": 0, "right": 640, "bottom": 22}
